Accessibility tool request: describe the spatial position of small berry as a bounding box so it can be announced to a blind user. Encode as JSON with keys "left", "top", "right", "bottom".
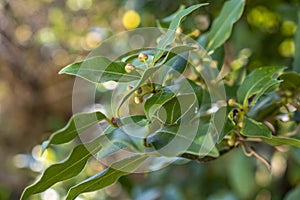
{"left": 137, "top": 53, "right": 148, "bottom": 62}
{"left": 125, "top": 63, "right": 135, "bottom": 73}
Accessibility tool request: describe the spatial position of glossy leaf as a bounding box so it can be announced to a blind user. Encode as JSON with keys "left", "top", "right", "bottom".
{"left": 144, "top": 88, "right": 176, "bottom": 119}
{"left": 213, "top": 107, "right": 235, "bottom": 142}
{"left": 42, "top": 112, "right": 107, "bottom": 152}
{"left": 279, "top": 72, "right": 300, "bottom": 91}
{"left": 202, "top": 0, "right": 245, "bottom": 52}
{"left": 241, "top": 117, "right": 272, "bottom": 138}
{"left": 66, "top": 154, "right": 148, "bottom": 200}
{"left": 293, "top": 11, "right": 300, "bottom": 73}
{"left": 262, "top": 136, "right": 300, "bottom": 148}
{"left": 247, "top": 92, "right": 281, "bottom": 121}
{"left": 237, "top": 66, "right": 284, "bottom": 106}
{"left": 146, "top": 123, "right": 219, "bottom": 157}
{"left": 59, "top": 56, "right": 141, "bottom": 83}
{"left": 154, "top": 3, "right": 208, "bottom": 62}
{"left": 21, "top": 137, "right": 103, "bottom": 200}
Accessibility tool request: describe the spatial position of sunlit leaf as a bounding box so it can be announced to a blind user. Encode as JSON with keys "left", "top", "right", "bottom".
{"left": 201, "top": 0, "right": 245, "bottom": 52}
{"left": 154, "top": 3, "right": 208, "bottom": 62}
{"left": 59, "top": 56, "right": 141, "bottom": 83}
{"left": 262, "top": 136, "right": 300, "bottom": 148}
{"left": 65, "top": 154, "right": 148, "bottom": 200}
{"left": 21, "top": 137, "right": 103, "bottom": 200}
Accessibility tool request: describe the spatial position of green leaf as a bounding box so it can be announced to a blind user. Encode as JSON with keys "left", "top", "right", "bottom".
{"left": 284, "top": 186, "right": 300, "bottom": 200}
{"left": 213, "top": 107, "right": 235, "bottom": 142}
{"left": 116, "top": 66, "right": 161, "bottom": 116}
{"left": 154, "top": 3, "right": 208, "bottom": 62}
{"left": 21, "top": 137, "right": 103, "bottom": 200}
{"left": 164, "top": 52, "right": 189, "bottom": 81}
{"left": 42, "top": 112, "right": 107, "bottom": 152}
{"left": 262, "top": 136, "right": 300, "bottom": 148}
{"left": 293, "top": 12, "right": 300, "bottom": 73}
{"left": 144, "top": 88, "right": 176, "bottom": 119}
{"left": 247, "top": 92, "right": 281, "bottom": 121}
{"left": 146, "top": 123, "right": 219, "bottom": 158}
{"left": 59, "top": 56, "right": 141, "bottom": 83}
{"left": 237, "top": 66, "right": 284, "bottom": 106}
{"left": 66, "top": 154, "right": 148, "bottom": 200}
{"left": 241, "top": 117, "right": 272, "bottom": 138}
{"left": 279, "top": 72, "right": 300, "bottom": 91}
{"left": 202, "top": 0, "right": 245, "bottom": 52}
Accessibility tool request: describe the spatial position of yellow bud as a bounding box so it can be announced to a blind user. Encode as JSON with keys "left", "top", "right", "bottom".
{"left": 227, "top": 139, "right": 235, "bottom": 147}
{"left": 138, "top": 53, "right": 148, "bottom": 62}
{"left": 228, "top": 98, "right": 235, "bottom": 107}
{"left": 134, "top": 96, "right": 143, "bottom": 104}
{"left": 125, "top": 63, "right": 135, "bottom": 73}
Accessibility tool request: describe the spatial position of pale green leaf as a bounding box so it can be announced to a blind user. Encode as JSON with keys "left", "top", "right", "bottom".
{"left": 203, "top": 0, "right": 245, "bottom": 52}
{"left": 59, "top": 56, "right": 141, "bottom": 83}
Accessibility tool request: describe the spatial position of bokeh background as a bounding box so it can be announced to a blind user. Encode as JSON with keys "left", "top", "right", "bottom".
{"left": 1, "top": 0, "right": 300, "bottom": 199}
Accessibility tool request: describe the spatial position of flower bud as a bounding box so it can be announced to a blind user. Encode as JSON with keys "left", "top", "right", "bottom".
{"left": 125, "top": 63, "right": 135, "bottom": 73}
{"left": 228, "top": 98, "right": 235, "bottom": 107}
{"left": 137, "top": 53, "right": 148, "bottom": 62}
{"left": 134, "top": 96, "right": 143, "bottom": 104}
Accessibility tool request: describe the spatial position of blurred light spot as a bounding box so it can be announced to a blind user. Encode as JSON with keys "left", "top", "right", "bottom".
{"left": 85, "top": 32, "right": 101, "bottom": 49}
{"left": 32, "top": 145, "right": 56, "bottom": 165}
{"left": 281, "top": 21, "right": 297, "bottom": 36}
{"left": 271, "top": 152, "right": 287, "bottom": 178}
{"left": 105, "top": 183, "right": 122, "bottom": 197}
{"left": 30, "top": 162, "right": 44, "bottom": 172}
{"left": 122, "top": 10, "right": 141, "bottom": 30}
{"left": 247, "top": 6, "right": 280, "bottom": 33}
{"left": 103, "top": 81, "right": 118, "bottom": 90}
{"left": 256, "top": 189, "right": 271, "bottom": 200}
{"left": 15, "top": 25, "right": 32, "bottom": 45}
{"left": 41, "top": 189, "right": 60, "bottom": 200}
{"left": 255, "top": 164, "right": 272, "bottom": 186}
{"left": 67, "top": 0, "right": 92, "bottom": 11}
{"left": 129, "top": 34, "right": 144, "bottom": 49}
{"left": 52, "top": 49, "right": 70, "bottom": 66}
{"left": 13, "top": 154, "right": 30, "bottom": 168}
{"left": 278, "top": 39, "right": 295, "bottom": 57}
{"left": 36, "top": 28, "right": 56, "bottom": 44}
{"left": 195, "top": 15, "right": 210, "bottom": 31}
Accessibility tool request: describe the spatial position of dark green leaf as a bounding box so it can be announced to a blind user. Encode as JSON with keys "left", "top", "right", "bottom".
{"left": 247, "top": 92, "right": 281, "bottom": 121}
{"left": 293, "top": 12, "right": 300, "bottom": 73}
{"left": 42, "top": 112, "right": 107, "bottom": 152}
{"left": 66, "top": 154, "right": 148, "bottom": 200}
{"left": 284, "top": 186, "right": 300, "bottom": 200}
{"left": 144, "top": 88, "right": 176, "bottom": 119}
{"left": 279, "top": 72, "right": 300, "bottom": 91}
{"left": 237, "top": 66, "right": 284, "bottom": 106}
{"left": 241, "top": 117, "right": 272, "bottom": 138}
{"left": 59, "top": 56, "right": 141, "bottom": 83}
{"left": 154, "top": 4, "right": 208, "bottom": 62}
{"left": 21, "top": 137, "right": 103, "bottom": 200}
{"left": 214, "top": 107, "right": 235, "bottom": 142}
{"left": 201, "top": 0, "right": 245, "bottom": 52}
{"left": 146, "top": 123, "right": 219, "bottom": 157}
